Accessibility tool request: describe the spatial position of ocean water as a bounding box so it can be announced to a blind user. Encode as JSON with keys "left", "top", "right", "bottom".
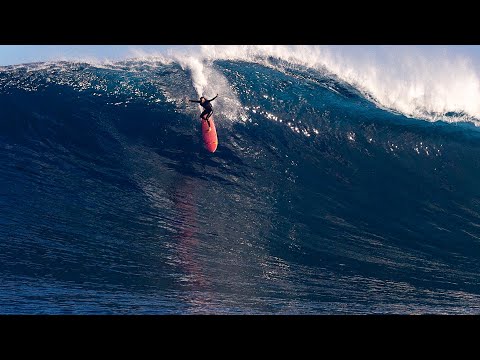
{"left": 2, "top": 49, "right": 480, "bottom": 314}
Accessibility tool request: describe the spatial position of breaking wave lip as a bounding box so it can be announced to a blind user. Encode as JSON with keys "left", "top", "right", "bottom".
{"left": 124, "top": 45, "right": 480, "bottom": 126}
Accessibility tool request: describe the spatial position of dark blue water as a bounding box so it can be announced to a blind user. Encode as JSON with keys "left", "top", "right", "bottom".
{"left": 2, "top": 59, "right": 480, "bottom": 314}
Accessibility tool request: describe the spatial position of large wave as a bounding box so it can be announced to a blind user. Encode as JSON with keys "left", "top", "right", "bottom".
{"left": 2, "top": 54, "right": 480, "bottom": 313}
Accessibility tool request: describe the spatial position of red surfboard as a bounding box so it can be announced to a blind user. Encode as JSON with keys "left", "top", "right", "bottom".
{"left": 201, "top": 115, "right": 218, "bottom": 153}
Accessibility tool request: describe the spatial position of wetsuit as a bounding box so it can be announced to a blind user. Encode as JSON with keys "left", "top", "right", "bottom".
{"left": 189, "top": 95, "right": 218, "bottom": 123}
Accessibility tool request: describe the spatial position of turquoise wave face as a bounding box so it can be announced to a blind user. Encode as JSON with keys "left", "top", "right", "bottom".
{"left": 1, "top": 60, "right": 480, "bottom": 314}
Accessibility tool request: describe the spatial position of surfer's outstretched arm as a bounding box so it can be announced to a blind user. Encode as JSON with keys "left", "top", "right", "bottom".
{"left": 208, "top": 94, "right": 218, "bottom": 102}
{"left": 189, "top": 99, "right": 201, "bottom": 103}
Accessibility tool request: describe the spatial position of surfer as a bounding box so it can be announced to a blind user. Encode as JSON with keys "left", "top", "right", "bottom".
{"left": 189, "top": 94, "right": 218, "bottom": 131}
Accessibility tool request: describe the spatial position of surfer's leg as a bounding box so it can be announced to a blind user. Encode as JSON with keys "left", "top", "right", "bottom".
{"left": 200, "top": 109, "right": 209, "bottom": 119}
{"left": 206, "top": 111, "right": 212, "bottom": 130}
{"left": 200, "top": 110, "right": 211, "bottom": 131}
{"left": 203, "top": 110, "right": 212, "bottom": 128}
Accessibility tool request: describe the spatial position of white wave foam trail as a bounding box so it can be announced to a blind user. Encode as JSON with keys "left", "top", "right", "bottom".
{"left": 176, "top": 56, "right": 208, "bottom": 96}
{"left": 195, "top": 45, "right": 480, "bottom": 125}
{"left": 172, "top": 51, "right": 246, "bottom": 124}
{"left": 122, "top": 46, "right": 247, "bottom": 124}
